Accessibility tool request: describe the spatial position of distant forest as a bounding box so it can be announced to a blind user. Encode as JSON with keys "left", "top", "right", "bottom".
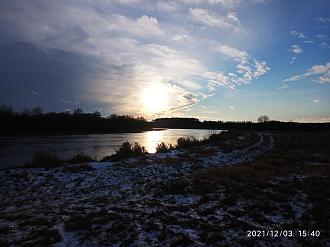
{"left": 0, "top": 105, "right": 329, "bottom": 135}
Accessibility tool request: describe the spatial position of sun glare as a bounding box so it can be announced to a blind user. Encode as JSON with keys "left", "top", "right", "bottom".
{"left": 141, "top": 83, "right": 168, "bottom": 113}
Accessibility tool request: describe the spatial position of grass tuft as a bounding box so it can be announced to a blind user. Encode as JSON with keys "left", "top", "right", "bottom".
{"left": 68, "top": 152, "right": 95, "bottom": 164}
{"left": 156, "top": 142, "right": 174, "bottom": 153}
{"left": 101, "top": 141, "right": 148, "bottom": 162}
{"left": 25, "top": 151, "right": 64, "bottom": 168}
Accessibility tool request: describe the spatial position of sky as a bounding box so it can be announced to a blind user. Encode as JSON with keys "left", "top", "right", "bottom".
{"left": 0, "top": 0, "right": 329, "bottom": 122}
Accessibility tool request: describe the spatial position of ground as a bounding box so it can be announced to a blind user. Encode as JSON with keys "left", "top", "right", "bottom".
{"left": 0, "top": 131, "right": 329, "bottom": 246}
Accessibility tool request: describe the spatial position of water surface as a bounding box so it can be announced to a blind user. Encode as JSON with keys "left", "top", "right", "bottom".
{"left": 0, "top": 129, "right": 222, "bottom": 169}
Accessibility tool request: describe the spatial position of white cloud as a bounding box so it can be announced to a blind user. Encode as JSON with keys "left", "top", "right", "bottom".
{"left": 189, "top": 8, "right": 241, "bottom": 32}
{"left": 156, "top": 1, "right": 179, "bottom": 12}
{"left": 109, "top": 14, "right": 164, "bottom": 38}
{"left": 284, "top": 62, "right": 330, "bottom": 83}
{"left": 287, "top": 45, "right": 303, "bottom": 64}
{"left": 60, "top": 99, "right": 80, "bottom": 104}
{"left": 304, "top": 40, "right": 314, "bottom": 44}
{"left": 288, "top": 44, "right": 303, "bottom": 54}
{"left": 227, "top": 12, "right": 240, "bottom": 25}
{"left": 115, "top": 0, "right": 141, "bottom": 5}
{"left": 313, "top": 99, "right": 320, "bottom": 103}
{"left": 316, "top": 34, "right": 328, "bottom": 39}
{"left": 229, "top": 105, "right": 235, "bottom": 110}
{"left": 172, "top": 34, "right": 194, "bottom": 43}
{"left": 290, "top": 30, "right": 306, "bottom": 39}
{"left": 182, "top": 0, "right": 270, "bottom": 9}
{"left": 289, "top": 56, "right": 297, "bottom": 64}
{"left": 294, "top": 117, "right": 330, "bottom": 123}
{"left": 207, "top": 43, "right": 269, "bottom": 89}
{"left": 214, "top": 43, "right": 248, "bottom": 63}
{"left": 319, "top": 42, "right": 330, "bottom": 49}
{"left": 276, "top": 84, "right": 289, "bottom": 90}
{"left": 315, "top": 17, "right": 330, "bottom": 23}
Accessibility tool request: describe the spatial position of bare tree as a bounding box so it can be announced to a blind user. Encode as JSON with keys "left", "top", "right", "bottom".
{"left": 31, "top": 107, "right": 43, "bottom": 116}
{"left": 73, "top": 108, "right": 83, "bottom": 115}
{"left": 257, "top": 115, "right": 270, "bottom": 123}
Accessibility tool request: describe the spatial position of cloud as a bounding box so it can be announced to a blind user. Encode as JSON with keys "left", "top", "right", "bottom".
{"left": 276, "top": 84, "right": 289, "bottom": 90}
{"left": 287, "top": 45, "right": 303, "bottom": 64}
{"left": 172, "top": 34, "right": 194, "bottom": 43}
{"left": 207, "top": 43, "right": 269, "bottom": 89}
{"left": 109, "top": 14, "right": 164, "bottom": 38}
{"left": 189, "top": 8, "right": 241, "bottom": 32}
{"left": 304, "top": 40, "right": 314, "bottom": 44}
{"left": 316, "top": 34, "right": 328, "bottom": 39}
{"left": 0, "top": 0, "right": 269, "bottom": 117}
{"left": 0, "top": 42, "right": 96, "bottom": 111}
{"left": 290, "top": 30, "right": 306, "bottom": 39}
{"left": 229, "top": 105, "right": 235, "bottom": 110}
{"left": 214, "top": 43, "right": 248, "bottom": 63}
{"left": 60, "top": 99, "right": 80, "bottom": 104}
{"left": 294, "top": 117, "right": 330, "bottom": 123}
{"left": 312, "top": 99, "right": 320, "bottom": 103}
{"left": 115, "top": 0, "right": 141, "bottom": 5}
{"left": 288, "top": 44, "right": 303, "bottom": 54}
{"left": 183, "top": 0, "right": 271, "bottom": 9}
{"left": 284, "top": 62, "right": 330, "bottom": 83}
{"left": 315, "top": 17, "right": 330, "bottom": 23}
{"left": 319, "top": 42, "right": 330, "bottom": 49}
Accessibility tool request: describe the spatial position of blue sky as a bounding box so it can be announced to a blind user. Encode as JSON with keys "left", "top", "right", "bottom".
{"left": 0, "top": 0, "right": 329, "bottom": 122}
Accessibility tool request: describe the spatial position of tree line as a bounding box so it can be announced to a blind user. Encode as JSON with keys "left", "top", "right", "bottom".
{"left": 0, "top": 105, "right": 150, "bottom": 134}
{"left": 1, "top": 105, "right": 329, "bottom": 134}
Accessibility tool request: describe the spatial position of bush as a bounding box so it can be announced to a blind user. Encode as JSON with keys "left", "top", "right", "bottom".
{"left": 176, "top": 137, "right": 201, "bottom": 149}
{"left": 156, "top": 142, "right": 174, "bottom": 153}
{"left": 25, "top": 151, "right": 64, "bottom": 168}
{"left": 68, "top": 152, "right": 95, "bottom": 164}
{"left": 101, "top": 141, "right": 148, "bottom": 162}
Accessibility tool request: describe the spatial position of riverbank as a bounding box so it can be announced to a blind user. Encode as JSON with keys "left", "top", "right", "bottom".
{"left": 0, "top": 129, "right": 217, "bottom": 169}
{"left": 0, "top": 131, "right": 329, "bottom": 246}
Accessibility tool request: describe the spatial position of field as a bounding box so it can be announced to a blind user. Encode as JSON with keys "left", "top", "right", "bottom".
{"left": 0, "top": 131, "right": 329, "bottom": 246}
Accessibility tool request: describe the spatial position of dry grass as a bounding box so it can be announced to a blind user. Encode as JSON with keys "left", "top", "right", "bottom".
{"left": 156, "top": 142, "right": 175, "bottom": 153}
{"left": 68, "top": 152, "right": 95, "bottom": 164}
{"left": 188, "top": 131, "right": 330, "bottom": 241}
{"left": 101, "top": 142, "right": 148, "bottom": 162}
{"left": 24, "top": 151, "right": 64, "bottom": 168}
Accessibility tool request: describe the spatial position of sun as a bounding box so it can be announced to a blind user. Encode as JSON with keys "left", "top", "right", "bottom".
{"left": 141, "top": 83, "right": 168, "bottom": 114}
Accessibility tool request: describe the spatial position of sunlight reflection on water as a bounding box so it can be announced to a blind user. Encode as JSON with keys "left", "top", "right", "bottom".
{"left": 143, "top": 130, "right": 164, "bottom": 153}
{"left": 0, "top": 129, "right": 224, "bottom": 168}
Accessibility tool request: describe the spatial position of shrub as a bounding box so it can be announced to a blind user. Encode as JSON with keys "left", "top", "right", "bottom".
{"left": 176, "top": 137, "right": 201, "bottom": 149}
{"left": 25, "top": 151, "right": 64, "bottom": 168}
{"left": 68, "top": 152, "right": 95, "bottom": 164}
{"left": 156, "top": 142, "right": 174, "bottom": 153}
{"left": 101, "top": 141, "right": 148, "bottom": 162}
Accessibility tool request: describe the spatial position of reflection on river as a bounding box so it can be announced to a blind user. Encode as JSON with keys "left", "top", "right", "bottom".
{"left": 0, "top": 129, "right": 223, "bottom": 169}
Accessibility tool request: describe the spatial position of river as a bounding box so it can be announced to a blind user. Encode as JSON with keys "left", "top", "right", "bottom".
{"left": 0, "top": 129, "right": 223, "bottom": 169}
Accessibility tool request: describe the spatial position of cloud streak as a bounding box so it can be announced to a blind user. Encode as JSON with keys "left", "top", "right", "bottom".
{"left": 284, "top": 62, "right": 330, "bottom": 83}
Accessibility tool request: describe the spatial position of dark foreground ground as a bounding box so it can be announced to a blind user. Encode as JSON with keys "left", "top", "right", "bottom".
{"left": 0, "top": 131, "right": 329, "bottom": 246}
